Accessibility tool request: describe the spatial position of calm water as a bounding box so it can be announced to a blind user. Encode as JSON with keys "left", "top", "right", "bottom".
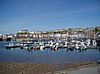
{"left": 0, "top": 41, "right": 100, "bottom": 64}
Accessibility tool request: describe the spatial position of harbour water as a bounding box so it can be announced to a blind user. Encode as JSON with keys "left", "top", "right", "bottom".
{"left": 0, "top": 41, "right": 100, "bottom": 64}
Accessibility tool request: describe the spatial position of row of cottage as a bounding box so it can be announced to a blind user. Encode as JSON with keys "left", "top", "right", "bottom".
{"left": 0, "top": 27, "right": 100, "bottom": 41}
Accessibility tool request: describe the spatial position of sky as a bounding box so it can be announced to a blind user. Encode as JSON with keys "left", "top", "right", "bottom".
{"left": 0, "top": 0, "right": 100, "bottom": 34}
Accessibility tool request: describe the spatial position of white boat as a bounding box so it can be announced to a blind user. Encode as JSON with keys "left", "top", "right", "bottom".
{"left": 75, "top": 43, "right": 80, "bottom": 50}
{"left": 5, "top": 43, "right": 20, "bottom": 48}
{"left": 93, "top": 40, "right": 97, "bottom": 47}
{"left": 40, "top": 45, "right": 45, "bottom": 51}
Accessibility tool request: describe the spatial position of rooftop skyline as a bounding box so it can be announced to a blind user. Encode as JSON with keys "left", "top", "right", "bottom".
{"left": 0, "top": 0, "right": 100, "bottom": 34}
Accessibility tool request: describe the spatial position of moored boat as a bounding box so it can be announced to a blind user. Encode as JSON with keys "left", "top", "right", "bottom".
{"left": 5, "top": 43, "right": 20, "bottom": 49}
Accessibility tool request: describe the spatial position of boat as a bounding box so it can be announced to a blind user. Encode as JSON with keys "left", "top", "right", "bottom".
{"left": 80, "top": 41, "right": 87, "bottom": 50}
{"left": 75, "top": 43, "right": 80, "bottom": 50}
{"left": 80, "top": 45, "right": 87, "bottom": 50}
{"left": 40, "top": 45, "right": 45, "bottom": 51}
{"left": 5, "top": 43, "right": 20, "bottom": 49}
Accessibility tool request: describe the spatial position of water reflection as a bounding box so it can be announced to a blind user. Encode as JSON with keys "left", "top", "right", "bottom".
{"left": 98, "top": 48, "right": 100, "bottom": 52}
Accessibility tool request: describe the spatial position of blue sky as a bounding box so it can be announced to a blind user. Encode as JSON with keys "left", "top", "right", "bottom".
{"left": 0, "top": 0, "right": 100, "bottom": 34}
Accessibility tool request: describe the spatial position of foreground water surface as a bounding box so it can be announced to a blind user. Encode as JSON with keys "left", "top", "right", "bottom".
{"left": 0, "top": 41, "right": 100, "bottom": 64}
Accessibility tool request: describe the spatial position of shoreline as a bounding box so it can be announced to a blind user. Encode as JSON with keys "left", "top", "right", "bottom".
{"left": 0, "top": 61, "right": 99, "bottom": 74}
